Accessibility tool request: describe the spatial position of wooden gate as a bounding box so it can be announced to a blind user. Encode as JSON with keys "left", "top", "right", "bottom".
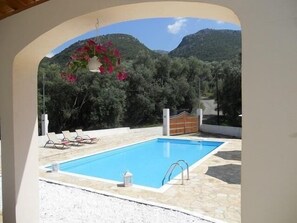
{"left": 170, "top": 111, "right": 199, "bottom": 135}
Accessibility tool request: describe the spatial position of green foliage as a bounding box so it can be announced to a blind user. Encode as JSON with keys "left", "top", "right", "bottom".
{"left": 38, "top": 62, "right": 126, "bottom": 132}
{"left": 218, "top": 56, "right": 242, "bottom": 126}
{"left": 125, "top": 52, "right": 157, "bottom": 125}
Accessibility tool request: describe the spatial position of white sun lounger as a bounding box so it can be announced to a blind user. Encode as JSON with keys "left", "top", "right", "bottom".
{"left": 44, "top": 132, "right": 71, "bottom": 149}
{"left": 62, "top": 130, "right": 84, "bottom": 146}
{"left": 75, "top": 129, "right": 99, "bottom": 143}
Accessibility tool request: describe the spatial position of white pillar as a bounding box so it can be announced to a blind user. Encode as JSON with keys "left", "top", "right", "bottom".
{"left": 163, "top": 108, "right": 170, "bottom": 136}
{"left": 41, "top": 114, "right": 49, "bottom": 135}
{"left": 241, "top": 2, "right": 297, "bottom": 223}
{"left": 196, "top": 108, "right": 203, "bottom": 127}
{"left": 0, "top": 58, "right": 39, "bottom": 223}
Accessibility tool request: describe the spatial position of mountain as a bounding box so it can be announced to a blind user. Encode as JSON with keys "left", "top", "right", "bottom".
{"left": 169, "top": 29, "right": 241, "bottom": 61}
{"left": 45, "top": 30, "right": 241, "bottom": 67}
{"left": 49, "top": 34, "right": 157, "bottom": 66}
{"left": 154, "top": 50, "right": 169, "bottom": 55}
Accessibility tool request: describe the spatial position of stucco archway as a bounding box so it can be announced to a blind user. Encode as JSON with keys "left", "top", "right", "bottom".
{"left": 0, "top": 1, "right": 296, "bottom": 223}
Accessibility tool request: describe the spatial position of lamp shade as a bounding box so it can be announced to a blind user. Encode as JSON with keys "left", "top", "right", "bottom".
{"left": 88, "top": 56, "right": 102, "bottom": 72}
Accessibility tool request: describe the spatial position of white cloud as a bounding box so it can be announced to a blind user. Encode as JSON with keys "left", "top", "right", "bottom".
{"left": 46, "top": 51, "right": 55, "bottom": 58}
{"left": 167, "top": 18, "right": 187, "bottom": 34}
{"left": 216, "top": 20, "right": 225, "bottom": 25}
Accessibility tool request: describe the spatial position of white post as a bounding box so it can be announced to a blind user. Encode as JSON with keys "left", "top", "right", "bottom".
{"left": 197, "top": 108, "right": 203, "bottom": 128}
{"left": 163, "top": 108, "right": 170, "bottom": 136}
{"left": 41, "top": 114, "right": 49, "bottom": 135}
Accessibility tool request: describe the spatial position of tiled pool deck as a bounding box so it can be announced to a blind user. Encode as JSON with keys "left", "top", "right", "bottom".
{"left": 39, "top": 129, "right": 241, "bottom": 223}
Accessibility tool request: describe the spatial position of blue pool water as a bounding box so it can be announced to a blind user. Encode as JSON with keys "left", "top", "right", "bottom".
{"left": 58, "top": 138, "right": 223, "bottom": 189}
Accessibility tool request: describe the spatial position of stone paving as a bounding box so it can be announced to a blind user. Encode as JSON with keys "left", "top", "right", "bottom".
{"left": 39, "top": 128, "right": 241, "bottom": 223}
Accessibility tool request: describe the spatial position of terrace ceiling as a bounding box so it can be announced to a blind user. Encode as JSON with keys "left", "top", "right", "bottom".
{"left": 0, "top": 0, "right": 48, "bottom": 20}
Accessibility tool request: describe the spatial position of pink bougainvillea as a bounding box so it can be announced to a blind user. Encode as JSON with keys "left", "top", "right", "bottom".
{"left": 61, "top": 39, "right": 127, "bottom": 83}
{"left": 61, "top": 72, "right": 77, "bottom": 84}
{"left": 116, "top": 71, "right": 128, "bottom": 81}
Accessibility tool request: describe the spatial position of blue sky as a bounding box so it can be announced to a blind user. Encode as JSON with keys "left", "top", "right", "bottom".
{"left": 47, "top": 17, "right": 240, "bottom": 57}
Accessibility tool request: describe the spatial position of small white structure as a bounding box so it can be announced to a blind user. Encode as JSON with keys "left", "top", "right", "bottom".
{"left": 123, "top": 171, "right": 133, "bottom": 187}
{"left": 51, "top": 162, "right": 59, "bottom": 172}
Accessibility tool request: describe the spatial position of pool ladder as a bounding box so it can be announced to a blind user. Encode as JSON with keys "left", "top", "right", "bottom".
{"left": 162, "top": 160, "right": 189, "bottom": 186}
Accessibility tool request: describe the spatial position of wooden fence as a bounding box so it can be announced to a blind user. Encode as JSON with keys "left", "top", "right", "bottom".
{"left": 170, "top": 111, "right": 199, "bottom": 135}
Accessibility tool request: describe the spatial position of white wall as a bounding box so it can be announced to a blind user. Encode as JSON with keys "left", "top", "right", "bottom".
{"left": 201, "top": 124, "right": 241, "bottom": 138}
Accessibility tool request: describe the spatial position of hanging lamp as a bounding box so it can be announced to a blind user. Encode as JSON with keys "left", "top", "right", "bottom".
{"left": 88, "top": 19, "right": 102, "bottom": 72}
{"left": 88, "top": 56, "right": 102, "bottom": 72}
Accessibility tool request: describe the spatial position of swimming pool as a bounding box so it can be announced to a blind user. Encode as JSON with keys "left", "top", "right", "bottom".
{"left": 54, "top": 138, "right": 224, "bottom": 190}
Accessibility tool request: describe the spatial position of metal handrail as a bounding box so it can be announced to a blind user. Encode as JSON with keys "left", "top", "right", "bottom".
{"left": 162, "top": 162, "right": 184, "bottom": 185}
{"left": 176, "top": 160, "right": 190, "bottom": 180}
{"left": 162, "top": 160, "right": 190, "bottom": 186}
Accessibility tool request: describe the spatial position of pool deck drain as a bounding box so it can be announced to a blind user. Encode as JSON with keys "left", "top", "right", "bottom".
{"left": 39, "top": 129, "right": 241, "bottom": 223}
